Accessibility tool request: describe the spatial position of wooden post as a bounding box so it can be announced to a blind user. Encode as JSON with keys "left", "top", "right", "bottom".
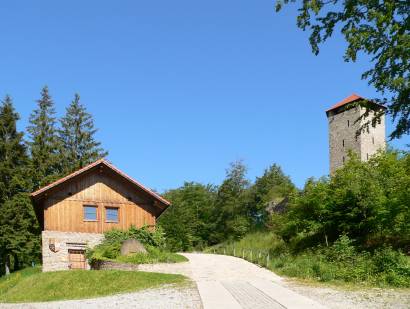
{"left": 233, "top": 247, "right": 236, "bottom": 257}
{"left": 250, "top": 250, "right": 253, "bottom": 262}
{"left": 266, "top": 254, "right": 270, "bottom": 267}
{"left": 223, "top": 248, "right": 226, "bottom": 255}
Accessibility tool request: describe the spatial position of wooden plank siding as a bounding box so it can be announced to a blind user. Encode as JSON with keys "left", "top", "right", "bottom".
{"left": 43, "top": 170, "right": 156, "bottom": 233}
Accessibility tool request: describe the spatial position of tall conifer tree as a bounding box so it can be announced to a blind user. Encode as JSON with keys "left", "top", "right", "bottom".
{"left": 0, "top": 96, "right": 39, "bottom": 275}
{"left": 27, "top": 86, "right": 62, "bottom": 189}
{"left": 59, "top": 94, "right": 107, "bottom": 172}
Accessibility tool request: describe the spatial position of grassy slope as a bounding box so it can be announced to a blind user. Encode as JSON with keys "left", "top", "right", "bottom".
{"left": 115, "top": 251, "right": 188, "bottom": 264}
{"left": 0, "top": 267, "right": 187, "bottom": 303}
{"left": 207, "top": 232, "right": 410, "bottom": 288}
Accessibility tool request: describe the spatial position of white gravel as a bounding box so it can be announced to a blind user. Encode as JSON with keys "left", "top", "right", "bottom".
{"left": 0, "top": 284, "right": 202, "bottom": 309}
{"left": 284, "top": 281, "right": 410, "bottom": 309}
{"left": 2, "top": 253, "right": 408, "bottom": 309}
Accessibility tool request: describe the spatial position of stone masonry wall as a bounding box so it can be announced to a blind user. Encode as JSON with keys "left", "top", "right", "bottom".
{"left": 42, "top": 230, "right": 104, "bottom": 272}
{"left": 328, "top": 107, "right": 361, "bottom": 174}
{"left": 328, "top": 106, "right": 385, "bottom": 174}
{"left": 91, "top": 260, "right": 140, "bottom": 271}
{"left": 359, "top": 108, "right": 386, "bottom": 161}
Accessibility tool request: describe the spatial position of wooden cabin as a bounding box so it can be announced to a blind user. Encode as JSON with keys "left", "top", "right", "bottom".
{"left": 31, "top": 159, "right": 170, "bottom": 271}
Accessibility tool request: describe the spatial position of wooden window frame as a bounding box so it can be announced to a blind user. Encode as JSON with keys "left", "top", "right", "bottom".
{"left": 83, "top": 205, "right": 98, "bottom": 222}
{"left": 105, "top": 206, "right": 119, "bottom": 223}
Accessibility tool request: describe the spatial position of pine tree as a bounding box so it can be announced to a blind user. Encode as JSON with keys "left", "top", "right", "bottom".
{"left": 27, "top": 86, "right": 62, "bottom": 189}
{"left": 59, "top": 94, "right": 107, "bottom": 172}
{"left": 0, "top": 96, "right": 39, "bottom": 275}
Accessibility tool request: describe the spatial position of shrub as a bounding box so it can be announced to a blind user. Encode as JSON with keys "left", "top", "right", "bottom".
{"left": 86, "top": 226, "right": 184, "bottom": 265}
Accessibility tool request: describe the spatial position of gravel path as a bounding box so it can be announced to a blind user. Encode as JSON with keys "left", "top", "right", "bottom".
{"left": 0, "top": 284, "right": 202, "bottom": 309}
{"left": 284, "top": 281, "right": 410, "bottom": 309}
{"left": 141, "top": 253, "right": 409, "bottom": 309}
{"left": 2, "top": 253, "right": 408, "bottom": 309}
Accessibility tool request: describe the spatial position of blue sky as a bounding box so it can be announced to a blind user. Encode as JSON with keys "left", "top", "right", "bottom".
{"left": 0, "top": 1, "right": 408, "bottom": 191}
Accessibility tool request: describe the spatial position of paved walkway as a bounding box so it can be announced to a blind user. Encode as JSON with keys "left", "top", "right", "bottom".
{"left": 2, "top": 254, "right": 328, "bottom": 309}
{"left": 142, "top": 253, "right": 327, "bottom": 309}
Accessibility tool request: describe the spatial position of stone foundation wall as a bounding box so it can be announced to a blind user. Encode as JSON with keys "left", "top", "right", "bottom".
{"left": 92, "top": 260, "right": 140, "bottom": 271}
{"left": 42, "top": 230, "right": 104, "bottom": 272}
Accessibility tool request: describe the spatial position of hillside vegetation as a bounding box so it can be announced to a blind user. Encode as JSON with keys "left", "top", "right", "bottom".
{"left": 86, "top": 226, "right": 188, "bottom": 265}
{"left": 161, "top": 150, "right": 410, "bottom": 287}
{"left": 209, "top": 232, "right": 410, "bottom": 287}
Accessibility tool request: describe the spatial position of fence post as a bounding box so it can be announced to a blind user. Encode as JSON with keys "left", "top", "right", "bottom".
{"left": 266, "top": 254, "right": 270, "bottom": 268}
{"left": 233, "top": 247, "right": 236, "bottom": 257}
{"left": 250, "top": 250, "right": 253, "bottom": 262}
{"left": 223, "top": 248, "right": 226, "bottom": 255}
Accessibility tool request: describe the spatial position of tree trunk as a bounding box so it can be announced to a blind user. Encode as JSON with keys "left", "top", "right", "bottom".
{"left": 325, "top": 234, "right": 329, "bottom": 247}
{"left": 5, "top": 255, "right": 10, "bottom": 276}
{"left": 13, "top": 254, "right": 19, "bottom": 271}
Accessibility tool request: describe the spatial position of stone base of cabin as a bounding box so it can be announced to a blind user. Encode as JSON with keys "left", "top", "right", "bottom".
{"left": 42, "top": 230, "right": 104, "bottom": 272}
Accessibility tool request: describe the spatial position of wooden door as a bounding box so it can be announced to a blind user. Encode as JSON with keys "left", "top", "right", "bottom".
{"left": 68, "top": 249, "right": 86, "bottom": 270}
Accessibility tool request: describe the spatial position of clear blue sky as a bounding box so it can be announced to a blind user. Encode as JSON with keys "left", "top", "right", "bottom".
{"left": 0, "top": 1, "right": 408, "bottom": 191}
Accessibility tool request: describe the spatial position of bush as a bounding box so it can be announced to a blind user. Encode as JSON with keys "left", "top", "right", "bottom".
{"left": 208, "top": 232, "right": 410, "bottom": 287}
{"left": 86, "top": 226, "right": 185, "bottom": 265}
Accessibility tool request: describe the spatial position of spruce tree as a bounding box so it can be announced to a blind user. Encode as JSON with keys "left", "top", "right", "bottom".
{"left": 27, "top": 86, "right": 62, "bottom": 189}
{"left": 59, "top": 94, "right": 107, "bottom": 172}
{"left": 0, "top": 96, "right": 39, "bottom": 275}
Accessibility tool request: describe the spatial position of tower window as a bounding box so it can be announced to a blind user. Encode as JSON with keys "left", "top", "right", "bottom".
{"left": 347, "top": 120, "right": 350, "bottom": 127}
{"left": 342, "top": 156, "right": 345, "bottom": 164}
{"left": 342, "top": 139, "right": 345, "bottom": 147}
{"left": 372, "top": 137, "right": 374, "bottom": 144}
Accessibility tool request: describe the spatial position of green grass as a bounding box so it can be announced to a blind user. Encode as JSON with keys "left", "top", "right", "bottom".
{"left": 207, "top": 232, "right": 410, "bottom": 288}
{"left": 89, "top": 244, "right": 188, "bottom": 265}
{"left": 115, "top": 249, "right": 188, "bottom": 264}
{"left": 0, "top": 267, "right": 187, "bottom": 303}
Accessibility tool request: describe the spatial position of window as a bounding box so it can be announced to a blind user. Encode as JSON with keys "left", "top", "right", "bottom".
{"left": 105, "top": 207, "right": 119, "bottom": 223}
{"left": 342, "top": 139, "right": 345, "bottom": 147}
{"left": 342, "top": 156, "right": 345, "bottom": 164}
{"left": 372, "top": 137, "right": 375, "bottom": 144}
{"left": 347, "top": 120, "right": 350, "bottom": 127}
{"left": 83, "top": 205, "right": 97, "bottom": 221}
{"left": 367, "top": 153, "right": 369, "bottom": 160}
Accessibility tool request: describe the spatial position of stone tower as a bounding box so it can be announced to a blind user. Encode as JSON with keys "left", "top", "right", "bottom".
{"left": 326, "top": 94, "right": 386, "bottom": 174}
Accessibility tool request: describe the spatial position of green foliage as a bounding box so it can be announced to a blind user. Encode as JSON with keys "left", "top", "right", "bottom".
{"left": 0, "top": 266, "right": 186, "bottom": 303}
{"left": 159, "top": 161, "right": 297, "bottom": 250}
{"left": 103, "top": 225, "right": 166, "bottom": 248}
{"left": 0, "top": 96, "right": 40, "bottom": 276}
{"left": 159, "top": 182, "right": 216, "bottom": 251}
{"left": 59, "top": 93, "right": 108, "bottom": 173}
{"left": 211, "top": 233, "right": 410, "bottom": 287}
{"left": 282, "top": 150, "right": 410, "bottom": 250}
{"left": 86, "top": 226, "right": 185, "bottom": 265}
{"left": 115, "top": 246, "right": 188, "bottom": 264}
{"left": 27, "top": 86, "right": 62, "bottom": 190}
{"left": 211, "top": 161, "right": 251, "bottom": 242}
{"left": 244, "top": 164, "right": 296, "bottom": 227}
{"left": 276, "top": 0, "right": 410, "bottom": 139}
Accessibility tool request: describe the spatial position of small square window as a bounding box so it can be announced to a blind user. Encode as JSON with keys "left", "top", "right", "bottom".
{"left": 106, "top": 207, "right": 119, "bottom": 223}
{"left": 84, "top": 205, "right": 97, "bottom": 221}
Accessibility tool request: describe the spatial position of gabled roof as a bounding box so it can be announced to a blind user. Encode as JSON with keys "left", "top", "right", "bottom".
{"left": 31, "top": 159, "right": 171, "bottom": 207}
{"left": 326, "top": 93, "right": 386, "bottom": 113}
